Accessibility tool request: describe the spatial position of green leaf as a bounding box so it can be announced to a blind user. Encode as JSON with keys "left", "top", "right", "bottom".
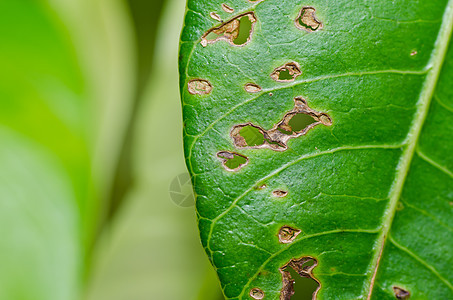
{"left": 179, "top": 0, "right": 453, "bottom": 299}
{"left": 0, "top": 0, "right": 135, "bottom": 298}
{"left": 0, "top": 128, "right": 80, "bottom": 300}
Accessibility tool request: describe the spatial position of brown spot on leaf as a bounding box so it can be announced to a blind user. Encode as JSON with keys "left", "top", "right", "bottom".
{"left": 273, "top": 190, "right": 288, "bottom": 198}
{"left": 217, "top": 151, "right": 249, "bottom": 171}
{"left": 271, "top": 62, "right": 302, "bottom": 82}
{"left": 280, "top": 257, "right": 320, "bottom": 300}
{"left": 278, "top": 226, "right": 301, "bottom": 244}
{"left": 295, "top": 7, "right": 322, "bottom": 32}
{"left": 201, "top": 12, "right": 256, "bottom": 47}
{"left": 231, "top": 97, "right": 332, "bottom": 151}
{"left": 188, "top": 79, "right": 212, "bottom": 95}
{"left": 245, "top": 83, "right": 262, "bottom": 93}
{"left": 250, "top": 288, "right": 265, "bottom": 299}
{"left": 221, "top": 3, "right": 234, "bottom": 13}
{"left": 393, "top": 286, "right": 410, "bottom": 299}
{"left": 255, "top": 184, "right": 267, "bottom": 190}
{"left": 210, "top": 12, "right": 222, "bottom": 22}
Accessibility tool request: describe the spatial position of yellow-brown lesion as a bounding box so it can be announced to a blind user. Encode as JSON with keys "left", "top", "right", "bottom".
{"left": 244, "top": 83, "right": 262, "bottom": 93}
{"left": 249, "top": 287, "right": 265, "bottom": 299}
{"left": 221, "top": 3, "right": 234, "bottom": 13}
{"left": 270, "top": 62, "right": 302, "bottom": 82}
{"left": 201, "top": 12, "right": 256, "bottom": 47}
{"left": 278, "top": 226, "right": 301, "bottom": 244}
{"left": 295, "top": 7, "right": 323, "bottom": 32}
{"left": 187, "top": 79, "right": 213, "bottom": 95}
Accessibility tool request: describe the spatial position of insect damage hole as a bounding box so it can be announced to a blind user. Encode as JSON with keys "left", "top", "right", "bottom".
{"left": 217, "top": 151, "right": 249, "bottom": 171}
{"left": 271, "top": 62, "right": 302, "bottom": 82}
{"left": 393, "top": 286, "right": 410, "bottom": 299}
{"left": 188, "top": 79, "right": 212, "bottom": 95}
{"left": 295, "top": 7, "right": 322, "bottom": 32}
{"left": 250, "top": 288, "right": 265, "bottom": 299}
{"left": 278, "top": 113, "right": 317, "bottom": 135}
{"left": 201, "top": 12, "right": 256, "bottom": 47}
{"left": 278, "top": 226, "right": 301, "bottom": 244}
{"left": 280, "top": 257, "right": 320, "bottom": 300}
{"left": 232, "top": 124, "right": 266, "bottom": 147}
{"left": 231, "top": 97, "right": 332, "bottom": 151}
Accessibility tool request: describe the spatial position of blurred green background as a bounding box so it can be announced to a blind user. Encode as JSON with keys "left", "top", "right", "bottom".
{"left": 0, "top": 0, "right": 223, "bottom": 299}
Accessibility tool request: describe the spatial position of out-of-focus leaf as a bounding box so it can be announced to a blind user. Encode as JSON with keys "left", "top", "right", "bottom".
{"left": 48, "top": 0, "right": 137, "bottom": 241}
{"left": 0, "top": 0, "right": 136, "bottom": 299}
{"left": 107, "top": 0, "right": 166, "bottom": 222}
{"left": 0, "top": 128, "right": 79, "bottom": 300}
{"left": 85, "top": 0, "right": 223, "bottom": 299}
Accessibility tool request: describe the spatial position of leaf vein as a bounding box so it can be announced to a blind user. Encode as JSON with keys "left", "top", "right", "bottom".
{"left": 389, "top": 236, "right": 453, "bottom": 292}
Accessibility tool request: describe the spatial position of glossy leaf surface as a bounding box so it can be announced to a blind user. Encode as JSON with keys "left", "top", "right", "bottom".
{"left": 180, "top": 0, "right": 453, "bottom": 299}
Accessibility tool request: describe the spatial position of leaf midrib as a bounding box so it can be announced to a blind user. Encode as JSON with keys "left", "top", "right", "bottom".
{"left": 365, "top": 1, "right": 453, "bottom": 298}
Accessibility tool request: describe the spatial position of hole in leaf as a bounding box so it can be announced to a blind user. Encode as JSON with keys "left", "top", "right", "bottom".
{"left": 238, "top": 125, "right": 265, "bottom": 147}
{"left": 278, "top": 226, "right": 301, "bottom": 244}
{"left": 393, "top": 286, "right": 410, "bottom": 299}
{"left": 280, "top": 257, "right": 320, "bottom": 300}
{"left": 278, "top": 69, "right": 294, "bottom": 81}
{"left": 231, "top": 97, "right": 332, "bottom": 151}
{"left": 287, "top": 267, "right": 319, "bottom": 300}
{"left": 295, "top": 7, "right": 322, "bottom": 32}
{"left": 234, "top": 15, "right": 253, "bottom": 45}
{"left": 271, "top": 62, "right": 302, "bottom": 82}
{"left": 201, "top": 12, "right": 256, "bottom": 47}
{"left": 278, "top": 113, "right": 316, "bottom": 135}
{"left": 217, "top": 151, "right": 249, "bottom": 171}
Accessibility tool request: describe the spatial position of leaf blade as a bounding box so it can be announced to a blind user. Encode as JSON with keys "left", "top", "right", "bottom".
{"left": 180, "top": 0, "right": 453, "bottom": 298}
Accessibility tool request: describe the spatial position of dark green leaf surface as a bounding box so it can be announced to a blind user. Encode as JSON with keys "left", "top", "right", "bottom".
{"left": 179, "top": 0, "right": 453, "bottom": 299}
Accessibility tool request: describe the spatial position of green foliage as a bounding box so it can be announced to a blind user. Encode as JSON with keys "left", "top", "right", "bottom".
{"left": 0, "top": 0, "right": 221, "bottom": 299}
{"left": 179, "top": 0, "right": 453, "bottom": 299}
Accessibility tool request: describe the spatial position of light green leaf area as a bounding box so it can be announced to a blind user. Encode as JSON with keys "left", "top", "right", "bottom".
{"left": 0, "top": 129, "right": 80, "bottom": 300}
{"left": 0, "top": 2, "right": 88, "bottom": 300}
{"left": 0, "top": 1, "right": 89, "bottom": 184}
{"left": 179, "top": 0, "right": 453, "bottom": 299}
{"left": 0, "top": 1, "right": 103, "bottom": 299}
